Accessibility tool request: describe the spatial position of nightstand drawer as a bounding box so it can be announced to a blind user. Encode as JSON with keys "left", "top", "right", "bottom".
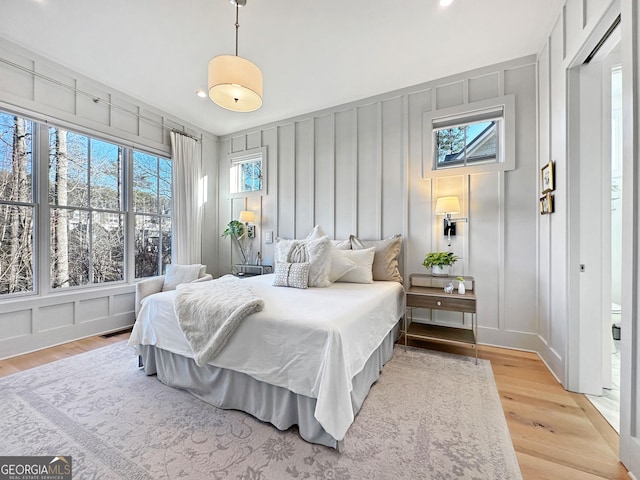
{"left": 406, "top": 290, "right": 475, "bottom": 313}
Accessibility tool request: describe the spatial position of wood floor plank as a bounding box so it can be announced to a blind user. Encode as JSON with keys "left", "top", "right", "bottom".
{"left": 0, "top": 332, "right": 630, "bottom": 479}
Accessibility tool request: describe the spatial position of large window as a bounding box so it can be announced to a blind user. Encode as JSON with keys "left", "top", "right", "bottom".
{"left": 0, "top": 113, "right": 34, "bottom": 294}
{"left": 0, "top": 109, "right": 172, "bottom": 297}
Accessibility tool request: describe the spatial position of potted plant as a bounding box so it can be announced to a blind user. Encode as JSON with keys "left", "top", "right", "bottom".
{"left": 222, "top": 220, "right": 251, "bottom": 264}
{"left": 422, "top": 252, "right": 458, "bottom": 276}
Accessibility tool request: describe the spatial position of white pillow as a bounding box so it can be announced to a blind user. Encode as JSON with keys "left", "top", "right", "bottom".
{"left": 274, "top": 225, "right": 326, "bottom": 265}
{"left": 305, "top": 236, "right": 333, "bottom": 287}
{"left": 334, "top": 247, "right": 376, "bottom": 284}
{"left": 162, "top": 264, "right": 202, "bottom": 291}
{"left": 328, "top": 245, "right": 357, "bottom": 282}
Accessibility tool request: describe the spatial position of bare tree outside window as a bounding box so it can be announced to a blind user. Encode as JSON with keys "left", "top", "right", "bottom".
{"left": 133, "top": 151, "right": 172, "bottom": 278}
{"left": 0, "top": 113, "right": 34, "bottom": 294}
{"left": 49, "top": 130, "right": 124, "bottom": 288}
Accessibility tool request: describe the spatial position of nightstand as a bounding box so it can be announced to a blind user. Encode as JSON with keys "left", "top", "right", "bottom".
{"left": 404, "top": 273, "right": 477, "bottom": 363}
{"left": 232, "top": 264, "right": 273, "bottom": 277}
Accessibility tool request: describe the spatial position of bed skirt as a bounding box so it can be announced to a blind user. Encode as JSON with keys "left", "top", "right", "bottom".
{"left": 136, "top": 322, "right": 400, "bottom": 448}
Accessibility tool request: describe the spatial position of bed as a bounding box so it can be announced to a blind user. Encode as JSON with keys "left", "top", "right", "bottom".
{"left": 128, "top": 270, "right": 405, "bottom": 449}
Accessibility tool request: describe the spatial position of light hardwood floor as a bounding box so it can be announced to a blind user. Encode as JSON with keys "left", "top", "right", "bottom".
{"left": 0, "top": 332, "right": 629, "bottom": 479}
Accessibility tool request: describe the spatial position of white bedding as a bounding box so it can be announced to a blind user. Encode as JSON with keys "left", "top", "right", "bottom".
{"left": 128, "top": 274, "right": 405, "bottom": 441}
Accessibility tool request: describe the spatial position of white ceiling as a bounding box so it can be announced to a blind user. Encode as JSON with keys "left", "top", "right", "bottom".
{"left": 1, "top": 0, "right": 564, "bottom": 137}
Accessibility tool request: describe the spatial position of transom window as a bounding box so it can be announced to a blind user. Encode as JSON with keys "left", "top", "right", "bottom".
{"left": 433, "top": 107, "right": 504, "bottom": 170}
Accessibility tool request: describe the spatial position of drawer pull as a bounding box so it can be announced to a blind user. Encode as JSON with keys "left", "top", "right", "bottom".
{"left": 437, "top": 301, "right": 442, "bottom": 306}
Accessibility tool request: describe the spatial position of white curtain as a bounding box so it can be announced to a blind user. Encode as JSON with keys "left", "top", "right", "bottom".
{"left": 170, "top": 132, "right": 202, "bottom": 265}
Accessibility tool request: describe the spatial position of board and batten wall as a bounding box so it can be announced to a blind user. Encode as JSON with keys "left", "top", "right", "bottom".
{"left": 214, "top": 55, "right": 542, "bottom": 352}
{"left": 0, "top": 37, "right": 219, "bottom": 359}
{"left": 536, "top": 0, "right": 618, "bottom": 386}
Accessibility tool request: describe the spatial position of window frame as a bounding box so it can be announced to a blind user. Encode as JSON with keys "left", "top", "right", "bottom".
{"left": 422, "top": 95, "right": 515, "bottom": 178}
{"left": 228, "top": 147, "right": 267, "bottom": 198}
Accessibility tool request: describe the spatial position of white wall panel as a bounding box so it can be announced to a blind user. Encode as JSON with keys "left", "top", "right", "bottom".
{"left": 435, "top": 81, "right": 465, "bottom": 110}
{"left": 78, "top": 297, "right": 110, "bottom": 322}
{"left": 549, "top": 16, "right": 569, "bottom": 364}
{"left": 113, "top": 292, "right": 135, "bottom": 315}
{"left": 76, "top": 81, "right": 110, "bottom": 126}
{"left": 277, "top": 124, "right": 296, "bottom": 240}
{"left": 295, "top": 119, "right": 315, "bottom": 237}
{"left": 39, "top": 303, "right": 75, "bottom": 331}
{"left": 356, "top": 104, "right": 380, "bottom": 239}
{"left": 468, "top": 72, "right": 501, "bottom": 103}
{"left": 0, "top": 310, "right": 32, "bottom": 341}
{"left": 111, "top": 96, "right": 139, "bottom": 136}
{"left": 381, "top": 97, "right": 405, "bottom": 238}
{"left": 565, "top": 0, "right": 585, "bottom": 58}
{"left": 469, "top": 172, "right": 501, "bottom": 332}
{"left": 334, "top": 110, "right": 357, "bottom": 240}
{"left": 314, "top": 114, "right": 336, "bottom": 237}
{"left": 37, "top": 64, "right": 75, "bottom": 113}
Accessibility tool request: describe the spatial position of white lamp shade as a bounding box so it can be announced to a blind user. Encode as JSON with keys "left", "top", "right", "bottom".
{"left": 238, "top": 210, "right": 255, "bottom": 223}
{"left": 435, "top": 196, "right": 461, "bottom": 215}
{"left": 208, "top": 55, "right": 263, "bottom": 112}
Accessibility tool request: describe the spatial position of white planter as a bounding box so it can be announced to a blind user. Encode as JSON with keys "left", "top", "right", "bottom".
{"left": 431, "top": 265, "right": 450, "bottom": 276}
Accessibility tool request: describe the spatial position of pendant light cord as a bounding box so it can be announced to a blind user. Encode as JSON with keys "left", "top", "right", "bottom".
{"left": 235, "top": 4, "right": 239, "bottom": 57}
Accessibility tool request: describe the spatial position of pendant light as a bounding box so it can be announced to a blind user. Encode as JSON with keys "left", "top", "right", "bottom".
{"left": 208, "top": 0, "right": 263, "bottom": 112}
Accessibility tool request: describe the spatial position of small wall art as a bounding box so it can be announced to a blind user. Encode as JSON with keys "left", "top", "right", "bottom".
{"left": 540, "top": 192, "right": 554, "bottom": 215}
{"left": 541, "top": 160, "right": 555, "bottom": 194}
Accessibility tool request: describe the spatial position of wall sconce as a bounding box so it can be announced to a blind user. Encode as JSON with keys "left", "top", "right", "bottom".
{"left": 238, "top": 210, "right": 256, "bottom": 238}
{"left": 435, "top": 196, "right": 468, "bottom": 246}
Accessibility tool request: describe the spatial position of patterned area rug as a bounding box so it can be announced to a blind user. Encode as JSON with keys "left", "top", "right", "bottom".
{"left": 0, "top": 342, "right": 521, "bottom": 479}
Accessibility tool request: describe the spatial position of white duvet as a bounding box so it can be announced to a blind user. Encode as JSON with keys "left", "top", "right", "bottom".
{"left": 128, "top": 274, "right": 405, "bottom": 441}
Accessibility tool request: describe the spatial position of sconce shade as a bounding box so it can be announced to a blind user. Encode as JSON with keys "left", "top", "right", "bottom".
{"left": 238, "top": 210, "right": 255, "bottom": 223}
{"left": 435, "top": 196, "right": 461, "bottom": 215}
{"left": 208, "top": 55, "right": 263, "bottom": 112}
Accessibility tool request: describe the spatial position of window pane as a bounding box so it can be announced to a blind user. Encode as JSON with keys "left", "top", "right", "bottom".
{"left": 92, "top": 211, "right": 124, "bottom": 283}
{"left": 159, "top": 158, "right": 172, "bottom": 216}
{"left": 466, "top": 121, "right": 497, "bottom": 164}
{"left": 161, "top": 216, "right": 172, "bottom": 271}
{"left": 133, "top": 152, "right": 159, "bottom": 213}
{"left": 90, "top": 139, "right": 122, "bottom": 210}
{"left": 435, "top": 127, "right": 466, "bottom": 168}
{"left": 0, "top": 113, "right": 33, "bottom": 203}
{"left": 0, "top": 204, "right": 34, "bottom": 294}
{"left": 49, "top": 129, "right": 89, "bottom": 207}
{"left": 50, "top": 208, "right": 90, "bottom": 288}
{"left": 135, "top": 214, "right": 160, "bottom": 277}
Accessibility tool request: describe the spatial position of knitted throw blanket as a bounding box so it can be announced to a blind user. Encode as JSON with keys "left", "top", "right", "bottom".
{"left": 174, "top": 274, "right": 264, "bottom": 366}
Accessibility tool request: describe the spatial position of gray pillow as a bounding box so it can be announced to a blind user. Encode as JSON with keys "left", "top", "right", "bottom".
{"left": 273, "top": 262, "right": 310, "bottom": 289}
{"left": 350, "top": 234, "right": 402, "bottom": 282}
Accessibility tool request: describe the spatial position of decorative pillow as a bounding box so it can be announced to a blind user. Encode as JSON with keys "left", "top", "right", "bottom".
{"left": 328, "top": 244, "right": 357, "bottom": 282}
{"left": 274, "top": 225, "right": 327, "bottom": 266}
{"left": 162, "top": 264, "right": 202, "bottom": 291}
{"left": 273, "top": 262, "right": 310, "bottom": 289}
{"left": 350, "top": 234, "right": 403, "bottom": 282}
{"left": 334, "top": 247, "right": 376, "bottom": 283}
{"left": 304, "top": 236, "right": 333, "bottom": 287}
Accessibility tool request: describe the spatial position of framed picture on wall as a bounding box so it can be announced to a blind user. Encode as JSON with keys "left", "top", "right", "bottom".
{"left": 541, "top": 161, "right": 555, "bottom": 193}
{"left": 540, "top": 193, "right": 554, "bottom": 215}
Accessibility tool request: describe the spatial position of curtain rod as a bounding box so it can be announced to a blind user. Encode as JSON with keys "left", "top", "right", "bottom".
{"left": 0, "top": 56, "right": 201, "bottom": 142}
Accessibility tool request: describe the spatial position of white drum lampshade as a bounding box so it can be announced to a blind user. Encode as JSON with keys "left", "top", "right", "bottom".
{"left": 208, "top": 55, "right": 263, "bottom": 112}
